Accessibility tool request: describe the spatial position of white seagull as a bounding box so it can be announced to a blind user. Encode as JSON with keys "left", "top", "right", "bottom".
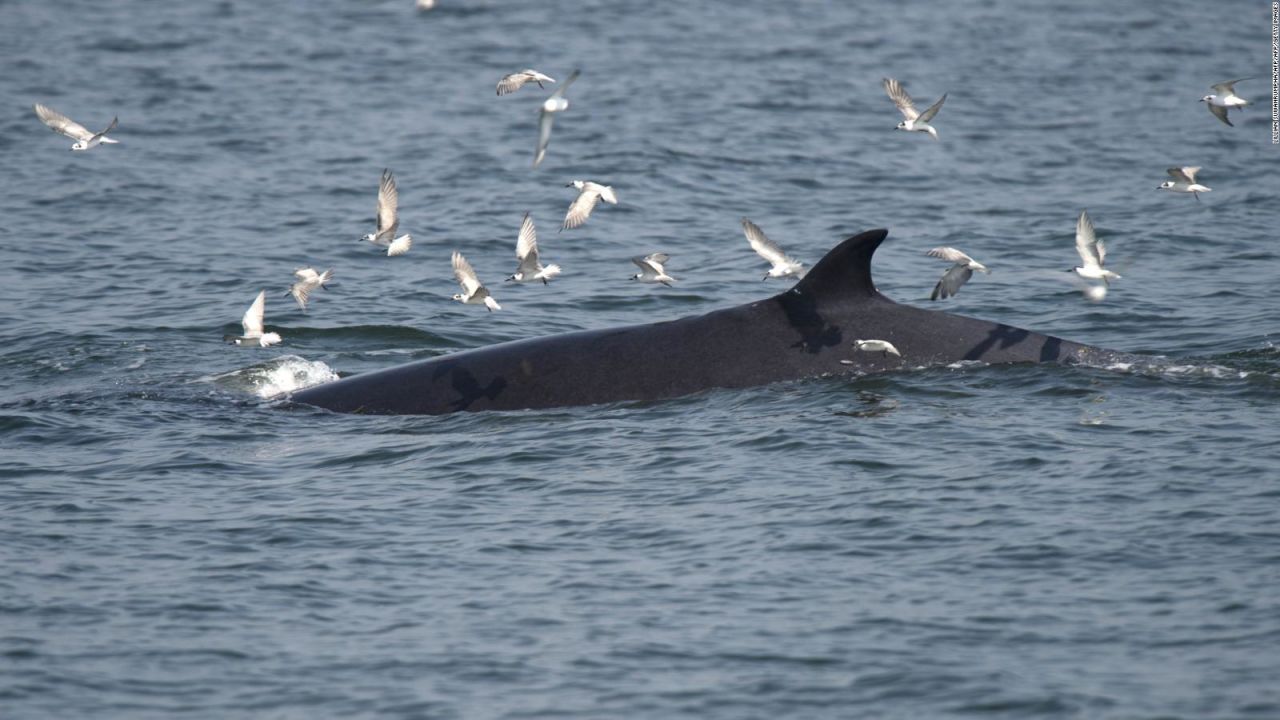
{"left": 225, "top": 290, "right": 282, "bottom": 347}
{"left": 1072, "top": 210, "right": 1120, "bottom": 286}
{"left": 285, "top": 267, "right": 334, "bottom": 311}
{"left": 1158, "top": 166, "right": 1211, "bottom": 200}
{"left": 883, "top": 78, "right": 947, "bottom": 139}
{"left": 926, "top": 247, "right": 989, "bottom": 300}
{"left": 854, "top": 339, "right": 901, "bottom": 357}
{"left": 562, "top": 180, "right": 617, "bottom": 230}
{"left": 452, "top": 251, "right": 501, "bottom": 311}
{"left": 631, "top": 253, "right": 676, "bottom": 286}
{"left": 742, "top": 219, "right": 805, "bottom": 280}
{"left": 361, "top": 169, "right": 413, "bottom": 256}
{"left": 1200, "top": 78, "right": 1251, "bottom": 126}
{"left": 534, "top": 68, "right": 580, "bottom": 167}
{"left": 497, "top": 69, "right": 556, "bottom": 96}
{"left": 506, "top": 212, "right": 561, "bottom": 284}
{"left": 33, "top": 103, "right": 119, "bottom": 151}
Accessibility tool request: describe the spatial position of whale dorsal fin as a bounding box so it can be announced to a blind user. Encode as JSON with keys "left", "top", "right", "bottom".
{"left": 793, "top": 228, "right": 888, "bottom": 301}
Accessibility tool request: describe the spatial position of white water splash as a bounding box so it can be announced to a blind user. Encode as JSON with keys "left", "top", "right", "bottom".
{"left": 202, "top": 355, "right": 339, "bottom": 399}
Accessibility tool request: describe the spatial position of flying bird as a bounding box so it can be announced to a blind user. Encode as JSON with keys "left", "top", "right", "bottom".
{"left": 883, "top": 78, "right": 947, "bottom": 139}
{"left": 854, "top": 339, "right": 900, "bottom": 357}
{"left": 225, "top": 290, "right": 282, "bottom": 347}
{"left": 1072, "top": 210, "right": 1120, "bottom": 286}
{"left": 33, "top": 103, "right": 120, "bottom": 151}
{"left": 1157, "top": 166, "right": 1211, "bottom": 200}
{"left": 926, "top": 247, "right": 989, "bottom": 300}
{"left": 285, "top": 267, "right": 334, "bottom": 311}
{"left": 497, "top": 69, "right": 556, "bottom": 96}
{"left": 534, "top": 68, "right": 580, "bottom": 167}
{"left": 452, "top": 251, "right": 501, "bottom": 311}
{"left": 361, "top": 169, "right": 413, "bottom": 256}
{"left": 1200, "top": 78, "right": 1251, "bottom": 126}
{"left": 741, "top": 219, "right": 805, "bottom": 280}
{"left": 506, "top": 213, "right": 561, "bottom": 284}
{"left": 631, "top": 253, "right": 676, "bottom": 286}
{"left": 562, "top": 180, "right": 617, "bottom": 230}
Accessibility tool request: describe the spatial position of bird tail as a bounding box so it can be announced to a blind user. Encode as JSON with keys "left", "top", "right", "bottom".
{"left": 318, "top": 268, "right": 335, "bottom": 285}
{"left": 484, "top": 297, "right": 502, "bottom": 312}
{"left": 261, "top": 333, "right": 283, "bottom": 347}
{"left": 99, "top": 137, "right": 120, "bottom": 144}
{"left": 387, "top": 235, "right": 412, "bottom": 257}
{"left": 541, "top": 264, "right": 562, "bottom": 280}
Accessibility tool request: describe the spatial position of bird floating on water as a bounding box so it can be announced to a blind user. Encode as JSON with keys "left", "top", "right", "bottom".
{"left": 285, "top": 267, "right": 333, "bottom": 311}
{"left": 631, "top": 253, "right": 676, "bottom": 286}
{"left": 742, "top": 219, "right": 805, "bottom": 280}
{"left": 1072, "top": 210, "right": 1120, "bottom": 287}
{"left": 361, "top": 169, "right": 412, "bottom": 256}
{"left": 562, "top": 179, "right": 617, "bottom": 230}
{"left": 507, "top": 212, "right": 561, "bottom": 284}
{"left": 883, "top": 78, "right": 947, "bottom": 140}
{"left": 33, "top": 104, "right": 119, "bottom": 151}
{"left": 854, "top": 339, "right": 900, "bottom": 357}
{"left": 534, "top": 69, "right": 580, "bottom": 167}
{"left": 452, "top": 251, "right": 501, "bottom": 311}
{"left": 1158, "top": 166, "right": 1211, "bottom": 200}
{"left": 926, "top": 247, "right": 989, "bottom": 300}
{"left": 225, "top": 290, "right": 282, "bottom": 347}
{"left": 1200, "top": 78, "right": 1251, "bottom": 126}
{"left": 497, "top": 69, "right": 555, "bottom": 96}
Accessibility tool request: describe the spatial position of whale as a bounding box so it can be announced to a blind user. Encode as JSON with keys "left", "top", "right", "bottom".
{"left": 290, "top": 229, "right": 1125, "bottom": 415}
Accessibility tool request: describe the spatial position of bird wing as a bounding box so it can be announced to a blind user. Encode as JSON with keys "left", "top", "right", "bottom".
{"left": 548, "top": 68, "right": 580, "bottom": 100}
{"left": 376, "top": 169, "right": 399, "bottom": 235}
{"left": 496, "top": 72, "right": 529, "bottom": 96}
{"left": 515, "top": 212, "right": 542, "bottom": 273}
{"left": 926, "top": 247, "right": 973, "bottom": 265}
{"left": 632, "top": 254, "right": 667, "bottom": 274}
{"left": 1075, "top": 210, "right": 1103, "bottom": 268}
{"left": 290, "top": 281, "right": 314, "bottom": 310}
{"left": 242, "top": 290, "right": 267, "bottom": 336}
{"left": 742, "top": 219, "right": 792, "bottom": 266}
{"left": 534, "top": 109, "right": 555, "bottom": 168}
{"left": 1207, "top": 103, "right": 1233, "bottom": 126}
{"left": 562, "top": 188, "right": 601, "bottom": 230}
{"left": 931, "top": 265, "right": 973, "bottom": 300}
{"left": 91, "top": 116, "right": 119, "bottom": 141}
{"left": 294, "top": 267, "right": 320, "bottom": 282}
{"left": 1210, "top": 78, "right": 1249, "bottom": 95}
{"left": 1166, "top": 167, "right": 1193, "bottom": 183}
{"left": 916, "top": 93, "right": 947, "bottom": 123}
{"left": 33, "top": 103, "right": 94, "bottom": 141}
{"left": 882, "top": 78, "right": 919, "bottom": 121}
{"left": 1180, "top": 166, "right": 1201, "bottom": 183}
{"left": 452, "top": 251, "right": 482, "bottom": 295}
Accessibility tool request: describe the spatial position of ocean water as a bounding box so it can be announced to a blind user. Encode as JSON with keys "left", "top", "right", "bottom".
{"left": 3, "top": 0, "right": 1280, "bottom": 717}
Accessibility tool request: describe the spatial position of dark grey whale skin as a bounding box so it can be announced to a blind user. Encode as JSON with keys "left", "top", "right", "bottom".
{"left": 290, "top": 229, "right": 1123, "bottom": 415}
